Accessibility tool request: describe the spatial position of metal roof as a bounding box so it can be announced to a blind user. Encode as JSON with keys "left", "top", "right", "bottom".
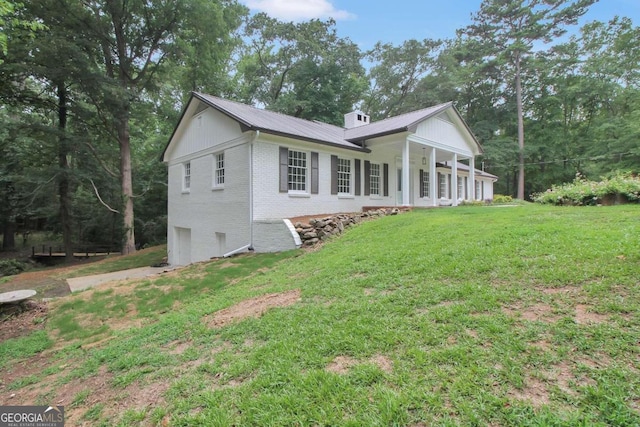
{"left": 344, "top": 102, "right": 453, "bottom": 142}
{"left": 193, "top": 93, "right": 368, "bottom": 152}
{"left": 163, "top": 93, "right": 483, "bottom": 159}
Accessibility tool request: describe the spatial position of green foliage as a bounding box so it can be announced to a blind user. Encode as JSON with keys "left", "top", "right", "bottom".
{"left": 532, "top": 172, "right": 640, "bottom": 205}
{"left": 237, "top": 14, "right": 367, "bottom": 125}
{"left": 0, "top": 330, "right": 53, "bottom": 368}
{"left": 492, "top": 194, "right": 514, "bottom": 204}
{"left": 4, "top": 206, "right": 640, "bottom": 424}
{"left": 0, "top": 258, "right": 29, "bottom": 276}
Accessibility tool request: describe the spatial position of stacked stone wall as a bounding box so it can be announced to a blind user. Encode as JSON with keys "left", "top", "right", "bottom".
{"left": 293, "top": 208, "right": 409, "bottom": 246}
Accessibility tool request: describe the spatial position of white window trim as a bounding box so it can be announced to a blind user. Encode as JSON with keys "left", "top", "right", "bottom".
{"left": 423, "top": 170, "right": 430, "bottom": 199}
{"left": 288, "top": 149, "right": 310, "bottom": 196}
{"left": 182, "top": 161, "right": 191, "bottom": 193}
{"left": 212, "top": 152, "right": 225, "bottom": 190}
{"left": 438, "top": 173, "right": 447, "bottom": 199}
{"left": 337, "top": 157, "right": 352, "bottom": 195}
{"left": 370, "top": 163, "right": 381, "bottom": 197}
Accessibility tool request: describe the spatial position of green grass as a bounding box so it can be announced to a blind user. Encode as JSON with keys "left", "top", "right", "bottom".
{"left": 2, "top": 205, "right": 640, "bottom": 425}
{"left": 63, "top": 245, "right": 169, "bottom": 278}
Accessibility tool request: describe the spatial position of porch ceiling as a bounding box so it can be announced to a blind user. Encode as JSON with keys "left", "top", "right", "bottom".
{"left": 372, "top": 139, "right": 472, "bottom": 163}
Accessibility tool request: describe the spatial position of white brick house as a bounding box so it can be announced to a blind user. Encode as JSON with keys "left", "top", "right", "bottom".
{"left": 162, "top": 93, "right": 497, "bottom": 265}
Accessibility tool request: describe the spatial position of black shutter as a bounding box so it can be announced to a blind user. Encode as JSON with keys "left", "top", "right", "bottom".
{"left": 419, "top": 169, "right": 424, "bottom": 198}
{"left": 447, "top": 174, "right": 451, "bottom": 199}
{"left": 279, "top": 147, "right": 288, "bottom": 193}
{"left": 354, "top": 159, "right": 361, "bottom": 196}
{"left": 364, "top": 161, "right": 371, "bottom": 196}
{"left": 331, "top": 155, "right": 338, "bottom": 195}
{"left": 383, "top": 163, "right": 389, "bottom": 197}
{"left": 437, "top": 172, "right": 442, "bottom": 198}
{"left": 311, "top": 152, "right": 319, "bottom": 194}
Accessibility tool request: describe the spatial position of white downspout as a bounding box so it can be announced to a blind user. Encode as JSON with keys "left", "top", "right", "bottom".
{"left": 223, "top": 130, "right": 259, "bottom": 258}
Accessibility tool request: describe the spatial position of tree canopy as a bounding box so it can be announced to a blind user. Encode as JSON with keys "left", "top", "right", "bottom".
{"left": 1, "top": 0, "right": 638, "bottom": 253}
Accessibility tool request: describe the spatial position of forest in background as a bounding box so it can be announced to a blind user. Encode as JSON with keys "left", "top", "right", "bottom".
{"left": 0, "top": 0, "right": 638, "bottom": 254}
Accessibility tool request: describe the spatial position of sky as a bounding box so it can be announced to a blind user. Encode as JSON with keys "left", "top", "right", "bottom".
{"left": 241, "top": 0, "right": 640, "bottom": 50}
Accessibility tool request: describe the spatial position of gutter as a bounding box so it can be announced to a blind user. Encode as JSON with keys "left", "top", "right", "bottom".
{"left": 223, "top": 130, "right": 260, "bottom": 258}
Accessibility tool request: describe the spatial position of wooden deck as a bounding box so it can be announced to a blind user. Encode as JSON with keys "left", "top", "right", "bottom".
{"left": 31, "top": 246, "right": 119, "bottom": 264}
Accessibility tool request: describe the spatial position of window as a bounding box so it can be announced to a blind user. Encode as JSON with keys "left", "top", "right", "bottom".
{"left": 438, "top": 173, "right": 447, "bottom": 198}
{"left": 337, "top": 158, "right": 351, "bottom": 194}
{"left": 476, "top": 180, "right": 482, "bottom": 200}
{"left": 214, "top": 153, "right": 224, "bottom": 187}
{"left": 288, "top": 150, "right": 307, "bottom": 192}
{"left": 458, "top": 176, "right": 464, "bottom": 199}
{"left": 183, "top": 162, "right": 191, "bottom": 191}
{"left": 370, "top": 163, "right": 380, "bottom": 196}
{"left": 422, "top": 171, "right": 430, "bottom": 198}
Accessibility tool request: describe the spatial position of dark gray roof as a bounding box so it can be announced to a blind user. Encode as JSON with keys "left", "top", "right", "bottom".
{"left": 164, "top": 93, "right": 481, "bottom": 158}
{"left": 193, "top": 93, "right": 367, "bottom": 152}
{"left": 344, "top": 102, "right": 453, "bottom": 142}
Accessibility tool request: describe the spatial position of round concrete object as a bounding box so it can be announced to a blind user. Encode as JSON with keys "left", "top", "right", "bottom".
{"left": 0, "top": 289, "right": 37, "bottom": 304}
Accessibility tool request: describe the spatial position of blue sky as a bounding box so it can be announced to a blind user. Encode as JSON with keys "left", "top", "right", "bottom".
{"left": 241, "top": 0, "right": 640, "bottom": 49}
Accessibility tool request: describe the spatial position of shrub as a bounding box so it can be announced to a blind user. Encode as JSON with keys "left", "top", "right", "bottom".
{"left": 492, "top": 194, "right": 513, "bottom": 204}
{"left": 0, "top": 259, "right": 29, "bottom": 277}
{"left": 532, "top": 172, "right": 640, "bottom": 205}
{"left": 460, "top": 200, "right": 485, "bottom": 206}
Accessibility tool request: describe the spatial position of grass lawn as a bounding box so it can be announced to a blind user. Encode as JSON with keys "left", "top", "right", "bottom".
{"left": 1, "top": 204, "right": 639, "bottom": 426}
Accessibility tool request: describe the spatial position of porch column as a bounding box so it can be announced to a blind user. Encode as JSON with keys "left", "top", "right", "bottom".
{"left": 469, "top": 157, "right": 475, "bottom": 201}
{"left": 451, "top": 153, "right": 458, "bottom": 206}
{"left": 402, "top": 139, "right": 410, "bottom": 206}
{"left": 430, "top": 147, "right": 437, "bottom": 206}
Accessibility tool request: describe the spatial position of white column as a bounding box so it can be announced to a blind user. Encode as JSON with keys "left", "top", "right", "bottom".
{"left": 430, "top": 147, "right": 437, "bottom": 206}
{"left": 469, "top": 157, "right": 475, "bottom": 201}
{"left": 402, "top": 139, "right": 411, "bottom": 206}
{"left": 451, "top": 153, "right": 458, "bottom": 206}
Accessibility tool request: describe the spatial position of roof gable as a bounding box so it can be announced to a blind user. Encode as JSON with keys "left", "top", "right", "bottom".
{"left": 162, "top": 92, "right": 483, "bottom": 161}
{"left": 192, "top": 93, "right": 368, "bottom": 153}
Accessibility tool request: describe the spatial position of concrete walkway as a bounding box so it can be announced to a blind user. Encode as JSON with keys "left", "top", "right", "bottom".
{"left": 66, "top": 266, "right": 177, "bottom": 292}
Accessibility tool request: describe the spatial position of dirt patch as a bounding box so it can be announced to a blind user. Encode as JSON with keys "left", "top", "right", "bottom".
{"left": 326, "top": 354, "right": 393, "bottom": 375}
{"left": 529, "top": 340, "right": 552, "bottom": 352}
{"left": 0, "top": 300, "right": 48, "bottom": 341}
{"left": 575, "top": 304, "right": 608, "bottom": 324}
{"left": 207, "top": 289, "right": 301, "bottom": 328}
{"left": 219, "top": 261, "right": 238, "bottom": 269}
{"left": 503, "top": 303, "right": 559, "bottom": 323}
{"left": 465, "top": 329, "right": 479, "bottom": 339}
{"left": 540, "top": 286, "right": 577, "bottom": 295}
{"left": 509, "top": 376, "right": 550, "bottom": 407}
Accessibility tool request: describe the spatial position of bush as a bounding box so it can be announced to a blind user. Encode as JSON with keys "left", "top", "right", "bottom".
{"left": 532, "top": 172, "right": 640, "bottom": 206}
{"left": 460, "top": 200, "right": 485, "bottom": 206}
{"left": 492, "top": 194, "right": 513, "bottom": 204}
{"left": 0, "top": 259, "right": 29, "bottom": 277}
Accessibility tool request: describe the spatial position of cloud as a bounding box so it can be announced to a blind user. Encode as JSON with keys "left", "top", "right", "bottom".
{"left": 244, "top": 0, "right": 356, "bottom": 22}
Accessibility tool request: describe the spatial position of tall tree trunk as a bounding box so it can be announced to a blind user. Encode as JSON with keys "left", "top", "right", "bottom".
{"left": 515, "top": 53, "right": 525, "bottom": 200}
{"left": 2, "top": 220, "right": 16, "bottom": 250}
{"left": 57, "top": 82, "right": 74, "bottom": 261}
{"left": 118, "top": 104, "right": 136, "bottom": 255}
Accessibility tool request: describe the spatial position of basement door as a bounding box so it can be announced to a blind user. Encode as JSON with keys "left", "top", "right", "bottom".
{"left": 175, "top": 227, "right": 192, "bottom": 265}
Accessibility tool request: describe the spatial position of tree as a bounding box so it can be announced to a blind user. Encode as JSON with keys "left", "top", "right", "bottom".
{"left": 461, "top": 0, "right": 595, "bottom": 199}
{"left": 60, "top": 0, "right": 246, "bottom": 254}
{"left": 364, "top": 39, "right": 442, "bottom": 120}
{"left": 236, "top": 14, "right": 367, "bottom": 125}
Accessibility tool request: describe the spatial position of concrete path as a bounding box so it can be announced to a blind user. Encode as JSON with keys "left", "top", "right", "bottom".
{"left": 67, "top": 266, "right": 177, "bottom": 292}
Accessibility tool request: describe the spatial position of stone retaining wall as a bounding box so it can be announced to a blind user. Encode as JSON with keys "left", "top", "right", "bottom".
{"left": 293, "top": 208, "right": 409, "bottom": 246}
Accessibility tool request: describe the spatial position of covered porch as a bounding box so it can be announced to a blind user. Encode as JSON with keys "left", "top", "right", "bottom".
{"left": 368, "top": 134, "right": 484, "bottom": 208}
